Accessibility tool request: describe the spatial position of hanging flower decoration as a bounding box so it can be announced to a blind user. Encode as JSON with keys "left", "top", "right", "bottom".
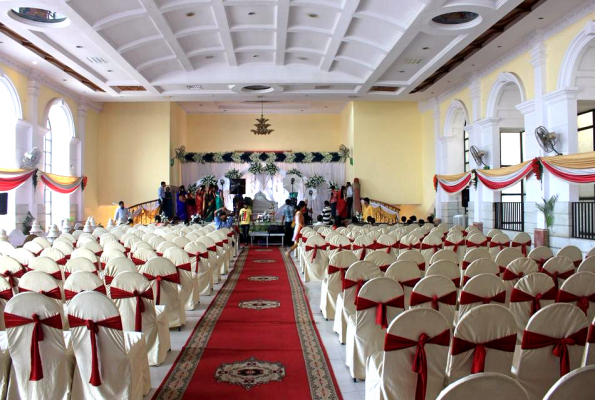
{"left": 248, "top": 162, "right": 263, "bottom": 175}
{"left": 81, "top": 176, "right": 88, "bottom": 191}
{"left": 264, "top": 162, "right": 279, "bottom": 176}
{"left": 433, "top": 175, "right": 438, "bottom": 192}
{"left": 201, "top": 174, "right": 217, "bottom": 187}
{"left": 286, "top": 168, "right": 303, "bottom": 177}
{"left": 531, "top": 158, "right": 543, "bottom": 181}
{"left": 224, "top": 168, "right": 242, "bottom": 180}
{"left": 179, "top": 151, "right": 344, "bottom": 164}
{"left": 305, "top": 174, "right": 326, "bottom": 189}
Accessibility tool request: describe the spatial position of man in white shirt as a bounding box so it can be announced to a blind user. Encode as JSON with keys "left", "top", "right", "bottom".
{"left": 346, "top": 182, "right": 354, "bottom": 220}
{"left": 114, "top": 201, "right": 132, "bottom": 225}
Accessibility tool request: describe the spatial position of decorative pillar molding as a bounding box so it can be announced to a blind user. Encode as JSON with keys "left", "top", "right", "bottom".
{"left": 430, "top": 98, "right": 442, "bottom": 219}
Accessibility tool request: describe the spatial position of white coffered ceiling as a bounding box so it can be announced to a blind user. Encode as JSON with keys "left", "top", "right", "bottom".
{"left": 0, "top": 0, "right": 589, "bottom": 109}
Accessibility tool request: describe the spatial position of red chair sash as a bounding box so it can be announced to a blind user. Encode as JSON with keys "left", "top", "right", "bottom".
{"left": 64, "top": 284, "right": 106, "bottom": 300}
{"left": 156, "top": 252, "right": 163, "bottom": 257}
{"left": 459, "top": 290, "right": 506, "bottom": 305}
{"left": 444, "top": 240, "right": 463, "bottom": 253}
{"left": 142, "top": 272, "right": 180, "bottom": 304}
{"left": 572, "top": 259, "right": 582, "bottom": 268}
{"left": 55, "top": 258, "right": 67, "bottom": 266}
{"left": 373, "top": 242, "right": 398, "bottom": 254}
{"left": 68, "top": 314, "right": 123, "bottom": 386}
{"left": 18, "top": 286, "right": 62, "bottom": 300}
{"left": 451, "top": 334, "right": 516, "bottom": 373}
{"left": 196, "top": 251, "right": 209, "bottom": 259}
{"left": 327, "top": 265, "right": 347, "bottom": 286}
{"left": 511, "top": 241, "right": 530, "bottom": 256}
{"left": 542, "top": 269, "right": 574, "bottom": 291}
{"left": 534, "top": 257, "right": 552, "bottom": 271}
{"left": 557, "top": 290, "right": 595, "bottom": 316}
{"left": 0, "top": 288, "right": 13, "bottom": 301}
{"left": 462, "top": 260, "right": 471, "bottom": 270}
{"left": 489, "top": 242, "right": 509, "bottom": 250}
{"left": 409, "top": 291, "right": 457, "bottom": 311}
{"left": 176, "top": 262, "right": 192, "bottom": 272}
{"left": 206, "top": 245, "right": 217, "bottom": 252}
{"left": 352, "top": 244, "right": 371, "bottom": 260}
{"left": 451, "top": 277, "right": 461, "bottom": 289}
{"left": 329, "top": 244, "right": 351, "bottom": 251}
{"left": 510, "top": 286, "right": 557, "bottom": 315}
{"left": 356, "top": 295, "right": 404, "bottom": 329}
{"left": 521, "top": 328, "right": 587, "bottom": 376}
{"left": 305, "top": 244, "right": 328, "bottom": 262}
{"left": 104, "top": 275, "right": 114, "bottom": 285}
{"left": 588, "top": 324, "right": 595, "bottom": 344}
{"left": 215, "top": 241, "right": 224, "bottom": 248}
{"left": 420, "top": 243, "right": 442, "bottom": 252}
{"left": 399, "top": 243, "right": 415, "bottom": 251}
{"left": 416, "top": 262, "right": 426, "bottom": 272}
{"left": 109, "top": 286, "right": 154, "bottom": 331}
{"left": 383, "top": 329, "right": 450, "bottom": 400}
{"left": 131, "top": 257, "right": 145, "bottom": 266}
{"left": 0, "top": 268, "right": 25, "bottom": 288}
{"left": 343, "top": 278, "right": 366, "bottom": 304}
{"left": 466, "top": 240, "right": 488, "bottom": 248}
{"left": 399, "top": 277, "right": 421, "bottom": 288}
{"left": 4, "top": 312, "right": 63, "bottom": 381}
{"left": 502, "top": 269, "right": 526, "bottom": 281}
{"left": 378, "top": 264, "right": 391, "bottom": 272}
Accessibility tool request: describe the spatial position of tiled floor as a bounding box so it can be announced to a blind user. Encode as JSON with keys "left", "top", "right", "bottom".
{"left": 144, "top": 247, "right": 365, "bottom": 399}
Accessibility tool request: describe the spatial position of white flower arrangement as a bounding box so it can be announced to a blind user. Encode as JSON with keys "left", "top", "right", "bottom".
{"left": 264, "top": 162, "right": 279, "bottom": 176}
{"left": 302, "top": 153, "right": 315, "bottom": 163}
{"left": 248, "top": 162, "right": 263, "bottom": 175}
{"left": 286, "top": 168, "right": 303, "bottom": 177}
{"left": 265, "top": 152, "right": 277, "bottom": 162}
{"left": 201, "top": 174, "right": 217, "bottom": 187}
{"left": 231, "top": 152, "right": 244, "bottom": 164}
{"left": 192, "top": 153, "right": 205, "bottom": 163}
{"left": 224, "top": 168, "right": 242, "bottom": 180}
{"left": 213, "top": 153, "right": 225, "bottom": 163}
{"left": 283, "top": 152, "right": 296, "bottom": 163}
{"left": 249, "top": 152, "right": 262, "bottom": 163}
{"left": 321, "top": 152, "right": 334, "bottom": 163}
{"left": 305, "top": 174, "right": 325, "bottom": 188}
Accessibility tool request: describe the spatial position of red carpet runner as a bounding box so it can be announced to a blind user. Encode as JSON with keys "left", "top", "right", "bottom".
{"left": 153, "top": 247, "right": 342, "bottom": 399}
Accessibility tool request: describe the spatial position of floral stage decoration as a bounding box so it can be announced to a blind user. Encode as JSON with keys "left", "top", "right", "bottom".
{"left": 200, "top": 174, "right": 217, "bottom": 187}
{"left": 179, "top": 150, "right": 345, "bottom": 164}
{"left": 305, "top": 174, "right": 326, "bottom": 189}
{"left": 286, "top": 168, "right": 303, "bottom": 177}
{"left": 248, "top": 162, "right": 263, "bottom": 175}
{"left": 264, "top": 162, "right": 279, "bottom": 176}
{"left": 224, "top": 168, "right": 242, "bottom": 180}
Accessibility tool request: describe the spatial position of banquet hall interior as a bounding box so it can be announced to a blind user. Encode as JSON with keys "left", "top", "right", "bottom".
{"left": 1, "top": 0, "right": 595, "bottom": 399}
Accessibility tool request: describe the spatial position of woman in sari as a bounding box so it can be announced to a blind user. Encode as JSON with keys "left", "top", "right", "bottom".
{"left": 285, "top": 201, "right": 306, "bottom": 256}
{"left": 204, "top": 185, "right": 217, "bottom": 222}
{"left": 177, "top": 191, "right": 188, "bottom": 222}
{"left": 163, "top": 187, "right": 174, "bottom": 218}
{"left": 195, "top": 185, "right": 205, "bottom": 217}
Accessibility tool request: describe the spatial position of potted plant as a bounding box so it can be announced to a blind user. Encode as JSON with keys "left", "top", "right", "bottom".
{"left": 534, "top": 194, "right": 558, "bottom": 247}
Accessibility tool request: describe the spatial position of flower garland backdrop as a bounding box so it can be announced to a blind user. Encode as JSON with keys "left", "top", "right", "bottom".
{"left": 179, "top": 150, "right": 345, "bottom": 164}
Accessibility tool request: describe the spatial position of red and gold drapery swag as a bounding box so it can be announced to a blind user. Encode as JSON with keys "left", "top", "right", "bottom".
{"left": 433, "top": 151, "right": 595, "bottom": 193}
{"left": 0, "top": 168, "right": 86, "bottom": 194}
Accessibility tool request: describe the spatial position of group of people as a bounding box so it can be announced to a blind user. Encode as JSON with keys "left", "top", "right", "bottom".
{"left": 157, "top": 182, "right": 226, "bottom": 223}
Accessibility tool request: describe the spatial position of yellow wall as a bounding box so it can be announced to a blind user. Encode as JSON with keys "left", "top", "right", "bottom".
{"left": 97, "top": 103, "right": 170, "bottom": 212}
{"left": 170, "top": 102, "right": 187, "bottom": 186}
{"left": 186, "top": 112, "right": 340, "bottom": 152}
{"left": 83, "top": 108, "right": 99, "bottom": 220}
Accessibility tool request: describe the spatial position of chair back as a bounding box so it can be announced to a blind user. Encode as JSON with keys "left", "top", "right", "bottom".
{"left": 528, "top": 246, "right": 554, "bottom": 270}
{"left": 32, "top": 237, "right": 51, "bottom": 249}
{"left": 444, "top": 231, "right": 466, "bottom": 259}
{"left": 0, "top": 275, "right": 13, "bottom": 329}
{"left": 464, "top": 259, "right": 499, "bottom": 286}
{"left": 163, "top": 232, "right": 178, "bottom": 242}
{"left": 420, "top": 234, "right": 443, "bottom": 265}
{"left": 495, "top": 247, "right": 523, "bottom": 275}
{"left": 588, "top": 248, "right": 595, "bottom": 258}
{"left": 459, "top": 274, "right": 506, "bottom": 321}
{"left": 510, "top": 273, "right": 557, "bottom": 339}
{"left": 148, "top": 236, "right": 165, "bottom": 250}
{"left": 52, "top": 241, "right": 73, "bottom": 259}
{"left": 71, "top": 248, "right": 98, "bottom": 265}
{"left": 28, "top": 257, "right": 63, "bottom": 282}
{"left": 8, "top": 249, "right": 35, "bottom": 269}
{"left": 131, "top": 248, "right": 158, "bottom": 266}
{"left": 173, "top": 236, "right": 190, "bottom": 249}
{"left": 131, "top": 241, "right": 152, "bottom": 253}
{"left": 23, "top": 241, "right": 44, "bottom": 256}
{"left": 64, "top": 271, "right": 106, "bottom": 305}
{"left": 0, "top": 255, "right": 26, "bottom": 291}
{"left": 364, "top": 250, "right": 396, "bottom": 273}
{"left": 544, "top": 365, "right": 595, "bottom": 400}
{"left": 138, "top": 258, "right": 184, "bottom": 327}
{"left": 381, "top": 308, "right": 450, "bottom": 400}
{"left": 65, "top": 257, "right": 98, "bottom": 279}
{"left": 557, "top": 272, "right": 595, "bottom": 322}
{"left": 578, "top": 257, "right": 595, "bottom": 273}
{"left": 100, "top": 249, "right": 126, "bottom": 269}
{"left": 502, "top": 257, "right": 539, "bottom": 302}
{"left": 410, "top": 275, "right": 457, "bottom": 326}
{"left": 399, "top": 233, "right": 420, "bottom": 254}
{"left": 40, "top": 248, "right": 67, "bottom": 265}
{"left": 557, "top": 245, "right": 583, "bottom": 268}
{"left": 431, "top": 249, "right": 459, "bottom": 266}
{"left": 517, "top": 303, "right": 589, "bottom": 400}
{"left": 375, "top": 234, "right": 399, "bottom": 257}
{"left": 486, "top": 229, "right": 503, "bottom": 239}
{"left": 109, "top": 271, "right": 156, "bottom": 333}
{"left": 437, "top": 373, "right": 529, "bottom": 400}
{"left": 466, "top": 233, "right": 489, "bottom": 250}
{"left": 103, "top": 241, "right": 126, "bottom": 254}
{"left": 397, "top": 250, "right": 426, "bottom": 272}
{"left": 488, "top": 233, "right": 510, "bottom": 260}
{"left": 542, "top": 256, "right": 575, "bottom": 290}
{"left": 329, "top": 235, "right": 352, "bottom": 257}
{"left": 352, "top": 235, "right": 374, "bottom": 261}
{"left": 462, "top": 248, "right": 491, "bottom": 271}
{"left": 426, "top": 260, "right": 461, "bottom": 289}
{"left": 342, "top": 261, "right": 383, "bottom": 314}
{"left": 384, "top": 260, "right": 422, "bottom": 309}
{"left": 82, "top": 241, "right": 103, "bottom": 257}
{"left": 103, "top": 257, "right": 136, "bottom": 288}
{"left": 99, "top": 233, "right": 118, "bottom": 246}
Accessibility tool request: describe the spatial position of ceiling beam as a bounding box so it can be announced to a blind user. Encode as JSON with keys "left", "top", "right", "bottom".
{"left": 275, "top": 0, "right": 290, "bottom": 65}
{"left": 211, "top": 0, "right": 238, "bottom": 67}
{"left": 320, "top": 0, "right": 361, "bottom": 72}
{"left": 138, "top": 0, "right": 194, "bottom": 72}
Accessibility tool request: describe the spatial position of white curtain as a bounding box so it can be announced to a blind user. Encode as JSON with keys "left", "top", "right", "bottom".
{"left": 181, "top": 162, "right": 346, "bottom": 218}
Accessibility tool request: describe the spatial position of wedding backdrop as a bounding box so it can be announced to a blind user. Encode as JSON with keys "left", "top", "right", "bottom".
{"left": 181, "top": 162, "right": 345, "bottom": 217}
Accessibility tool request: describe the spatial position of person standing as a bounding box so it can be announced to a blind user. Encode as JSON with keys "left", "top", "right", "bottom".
{"left": 281, "top": 199, "right": 295, "bottom": 246}
{"left": 114, "top": 201, "right": 131, "bottom": 225}
{"left": 336, "top": 186, "right": 348, "bottom": 223}
{"left": 330, "top": 186, "right": 339, "bottom": 218}
{"left": 362, "top": 197, "right": 374, "bottom": 222}
{"left": 321, "top": 201, "right": 332, "bottom": 225}
{"left": 285, "top": 201, "right": 306, "bottom": 256}
{"left": 239, "top": 202, "right": 252, "bottom": 246}
{"left": 158, "top": 181, "right": 166, "bottom": 214}
{"left": 195, "top": 185, "right": 206, "bottom": 218}
{"left": 346, "top": 182, "right": 353, "bottom": 219}
{"left": 163, "top": 187, "right": 174, "bottom": 218}
{"left": 177, "top": 191, "right": 188, "bottom": 223}
{"left": 204, "top": 185, "right": 217, "bottom": 222}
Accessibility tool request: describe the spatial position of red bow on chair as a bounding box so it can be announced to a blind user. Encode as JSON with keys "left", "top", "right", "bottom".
{"left": 196, "top": 251, "right": 209, "bottom": 259}
{"left": 502, "top": 269, "right": 526, "bottom": 281}
{"left": 511, "top": 241, "right": 531, "bottom": 256}
{"left": 384, "top": 329, "right": 450, "bottom": 400}
{"left": 356, "top": 295, "right": 404, "bottom": 329}
{"left": 510, "top": 287, "right": 557, "bottom": 315}
{"left": 131, "top": 257, "right": 146, "bottom": 266}
{"left": 399, "top": 243, "right": 415, "bottom": 251}
{"left": 109, "top": 287, "right": 154, "bottom": 331}
{"left": 215, "top": 241, "right": 224, "bottom": 248}
{"left": 55, "top": 258, "right": 67, "bottom": 266}
{"left": 459, "top": 290, "right": 506, "bottom": 305}
{"left": 329, "top": 244, "right": 351, "bottom": 251}
{"left": 542, "top": 269, "right": 574, "bottom": 291}
{"left": 557, "top": 290, "right": 595, "bottom": 316}
{"left": 409, "top": 291, "right": 457, "bottom": 311}
{"left": 374, "top": 242, "right": 398, "bottom": 254}
{"left": 342, "top": 278, "right": 366, "bottom": 304}
{"left": 301, "top": 236, "right": 309, "bottom": 244}
{"left": 444, "top": 240, "right": 463, "bottom": 253}
{"left": 68, "top": 314, "right": 123, "bottom": 386}
{"left": 521, "top": 327, "right": 587, "bottom": 376}
{"left": 64, "top": 285, "right": 106, "bottom": 301}
{"left": 352, "top": 244, "right": 371, "bottom": 260}
{"left": 206, "top": 246, "right": 217, "bottom": 252}
{"left": 328, "top": 265, "right": 347, "bottom": 286}
{"left": 419, "top": 243, "right": 442, "bottom": 252}
{"left": 305, "top": 244, "right": 328, "bottom": 263}
{"left": 47, "top": 270, "right": 63, "bottom": 281}
{"left": 534, "top": 257, "right": 552, "bottom": 271}
{"left": 399, "top": 277, "right": 421, "bottom": 289}
{"left": 0, "top": 268, "right": 25, "bottom": 288}
{"left": 104, "top": 275, "right": 114, "bottom": 285}
{"left": 588, "top": 324, "right": 595, "bottom": 344}
{"left": 0, "top": 288, "right": 13, "bottom": 301}
{"left": 461, "top": 261, "right": 472, "bottom": 270}
{"left": 489, "top": 242, "right": 509, "bottom": 251}
{"left": 466, "top": 239, "right": 488, "bottom": 248}
{"left": 18, "top": 286, "right": 63, "bottom": 300}
{"left": 142, "top": 272, "right": 180, "bottom": 304}
{"left": 378, "top": 264, "right": 391, "bottom": 272}
{"left": 175, "top": 262, "right": 193, "bottom": 272}
{"left": 451, "top": 334, "right": 516, "bottom": 374}
{"left": 4, "top": 312, "right": 63, "bottom": 381}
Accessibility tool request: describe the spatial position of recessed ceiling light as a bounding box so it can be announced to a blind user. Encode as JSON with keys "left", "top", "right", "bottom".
{"left": 205, "top": 55, "right": 214, "bottom": 59}
{"left": 253, "top": 54, "right": 259, "bottom": 58}
{"left": 538, "top": 17, "right": 544, "bottom": 20}
{"left": 248, "top": 11, "right": 256, "bottom": 15}
{"left": 497, "top": 45, "right": 502, "bottom": 48}
{"left": 422, "top": 47, "right": 430, "bottom": 50}
{"left": 62, "top": 79, "right": 67, "bottom": 82}
{"left": 308, "top": 13, "right": 318, "bottom": 18}
{"left": 186, "top": 12, "right": 195, "bottom": 17}
{"left": 298, "top": 57, "right": 308, "bottom": 61}
{"left": 32, "top": 61, "right": 37, "bottom": 65}
{"left": 399, "top": 70, "right": 405, "bottom": 73}
{"left": 107, "top": 69, "right": 113, "bottom": 72}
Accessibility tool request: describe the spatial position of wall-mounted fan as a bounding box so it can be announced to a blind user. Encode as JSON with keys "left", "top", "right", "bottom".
{"left": 535, "top": 126, "right": 561, "bottom": 155}
{"left": 339, "top": 144, "right": 352, "bottom": 164}
{"left": 470, "top": 145, "right": 487, "bottom": 167}
{"left": 21, "top": 148, "right": 41, "bottom": 169}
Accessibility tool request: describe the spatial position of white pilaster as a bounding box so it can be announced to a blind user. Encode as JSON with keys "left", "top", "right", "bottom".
{"left": 26, "top": 75, "right": 43, "bottom": 218}
{"left": 431, "top": 99, "right": 442, "bottom": 219}
{"left": 75, "top": 102, "right": 87, "bottom": 222}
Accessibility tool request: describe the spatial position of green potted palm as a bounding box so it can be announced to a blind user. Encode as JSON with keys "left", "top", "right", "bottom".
{"left": 535, "top": 195, "right": 558, "bottom": 247}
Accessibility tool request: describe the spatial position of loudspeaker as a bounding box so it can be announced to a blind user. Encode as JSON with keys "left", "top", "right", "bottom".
{"left": 461, "top": 188, "right": 470, "bottom": 209}
{"left": 0, "top": 193, "right": 7, "bottom": 215}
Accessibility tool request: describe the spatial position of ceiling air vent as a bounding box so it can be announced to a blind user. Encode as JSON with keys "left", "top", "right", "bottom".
{"left": 112, "top": 86, "right": 146, "bottom": 92}
{"left": 404, "top": 58, "right": 423, "bottom": 65}
{"left": 186, "top": 85, "right": 203, "bottom": 90}
{"left": 370, "top": 86, "right": 399, "bottom": 93}
{"left": 314, "top": 85, "right": 331, "bottom": 90}
{"left": 87, "top": 56, "right": 107, "bottom": 64}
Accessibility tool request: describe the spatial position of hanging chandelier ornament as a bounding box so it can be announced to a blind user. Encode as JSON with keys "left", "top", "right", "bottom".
{"left": 251, "top": 102, "right": 274, "bottom": 135}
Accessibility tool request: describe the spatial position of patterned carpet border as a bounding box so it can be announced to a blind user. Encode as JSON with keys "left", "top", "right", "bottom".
{"left": 282, "top": 251, "right": 343, "bottom": 400}
{"left": 152, "top": 250, "right": 248, "bottom": 400}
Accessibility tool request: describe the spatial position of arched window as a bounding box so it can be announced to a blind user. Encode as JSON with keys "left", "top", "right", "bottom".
{"left": 44, "top": 99, "right": 74, "bottom": 226}
{"left": 0, "top": 72, "right": 21, "bottom": 230}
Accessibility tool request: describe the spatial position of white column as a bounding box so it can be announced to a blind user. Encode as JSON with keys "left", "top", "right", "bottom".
{"left": 26, "top": 75, "right": 43, "bottom": 221}
{"left": 469, "top": 78, "right": 482, "bottom": 225}
{"left": 431, "top": 99, "right": 443, "bottom": 220}
{"left": 74, "top": 101, "right": 87, "bottom": 222}
{"left": 476, "top": 118, "right": 500, "bottom": 230}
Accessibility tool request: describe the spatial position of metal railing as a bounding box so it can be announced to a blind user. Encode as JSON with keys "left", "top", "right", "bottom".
{"left": 367, "top": 199, "right": 401, "bottom": 224}
{"left": 571, "top": 202, "right": 595, "bottom": 240}
{"left": 494, "top": 202, "right": 524, "bottom": 232}
{"left": 129, "top": 199, "right": 160, "bottom": 225}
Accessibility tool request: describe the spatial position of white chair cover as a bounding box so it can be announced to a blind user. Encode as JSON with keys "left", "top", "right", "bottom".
{"left": 0, "top": 276, "right": 12, "bottom": 330}
{"left": 587, "top": 247, "right": 595, "bottom": 258}
{"left": 208, "top": 231, "right": 231, "bottom": 275}
{"left": 542, "top": 256, "right": 575, "bottom": 291}
{"left": 495, "top": 247, "right": 524, "bottom": 277}
{"left": 464, "top": 259, "right": 499, "bottom": 286}
{"left": 131, "top": 248, "right": 158, "bottom": 267}
{"left": 39, "top": 248, "right": 67, "bottom": 266}
{"left": 384, "top": 260, "right": 422, "bottom": 309}
{"left": 577, "top": 256, "right": 595, "bottom": 273}
{"left": 557, "top": 245, "right": 583, "bottom": 269}
{"left": 99, "top": 249, "right": 126, "bottom": 270}
{"left": 103, "top": 258, "right": 136, "bottom": 292}
{"left": 511, "top": 232, "right": 532, "bottom": 257}
{"left": 63, "top": 271, "right": 106, "bottom": 306}
{"left": 320, "top": 251, "right": 357, "bottom": 320}
{"left": 184, "top": 241, "right": 213, "bottom": 297}
{"left": 32, "top": 237, "right": 51, "bottom": 249}
{"left": 516, "top": 303, "right": 589, "bottom": 400}
{"left": 426, "top": 260, "right": 461, "bottom": 290}
{"left": 364, "top": 250, "right": 396, "bottom": 273}
{"left": 448, "top": 305, "right": 516, "bottom": 382}
{"left": 352, "top": 235, "right": 374, "bottom": 261}
{"left": 398, "top": 233, "right": 421, "bottom": 255}
{"left": 163, "top": 247, "right": 196, "bottom": 311}
{"left": 502, "top": 257, "right": 539, "bottom": 303}
{"left": 196, "top": 237, "right": 221, "bottom": 284}
{"left": 138, "top": 258, "right": 184, "bottom": 328}
{"left": 458, "top": 274, "right": 506, "bottom": 321}
{"left": 0, "top": 255, "right": 26, "bottom": 294}
{"left": 23, "top": 241, "right": 44, "bottom": 256}
{"left": 557, "top": 272, "right": 595, "bottom": 322}
{"left": 438, "top": 372, "right": 529, "bottom": 400}
{"left": 397, "top": 250, "right": 426, "bottom": 273}
{"left": 28, "top": 257, "right": 64, "bottom": 287}
{"left": 5, "top": 292, "right": 69, "bottom": 399}
{"left": 410, "top": 275, "right": 457, "bottom": 327}
{"left": 462, "top": 248, "right": 491, "bottom": 271}
{"left": 51, "top": 241, "right": 73, "bottom": 259}
{"left": 131, "top": 241, "right": 153, "bottom": 254}
{"left": 510, "top": 273, "right": 557, "bottom": 339}
{"left": 444, "top": 231, "right": 466, "bottom": 262}
{"left": 64, "top": 258, "right": 98, "bottom": 280}
{"left": 67, "top": 291, "right": 150, "bottom": 399}
{"left": 7, "top": 249, "right": 35, "bottom": 269}
{"left": 528, "top": 246, "right": 554, "bottom": 271}
{"left": 420, "top": 234, "right": 443, "bottom": 266}
{"left": 0, "top": 242, "right": 15, "bottom": 256}
{"left": 431, "top": 249, "right": 459, "bottom": 266}
{"left": 544, "top": 365, "right": 595, "bottom": 400}
{"left": 103, "top": 241, "right": 127, "bottom": 254}
{"left": 328, "top": 235, "right": 352, "bottom": 258}
{"left": 376, "top": 234, "right": 399, "bottom": 257}
{"left": 466, "top": 233, "right": 489, "bottom": 251}
{"left": 148, "top": 236, "right": 165, "bottom": 250}
{"left": 70, "top": 248, "right": 99, "bottom": 269}
{"left": 303, "top": 235, "right": 329, "bottom": 282}
{"left": 488, "top": 233, "right": 511, "bottom": 260}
